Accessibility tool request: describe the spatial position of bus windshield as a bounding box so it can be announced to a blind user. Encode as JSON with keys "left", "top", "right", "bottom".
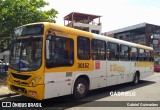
{"left": 9, "top": 37, "right": 42, "bottom": 71}
{"left": 14, "top": 24, "right": 44, "bottom": 37}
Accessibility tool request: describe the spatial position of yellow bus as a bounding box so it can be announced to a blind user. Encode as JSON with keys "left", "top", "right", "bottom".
{"left": 7, "top": 22, "right": 154, "bottom": 100}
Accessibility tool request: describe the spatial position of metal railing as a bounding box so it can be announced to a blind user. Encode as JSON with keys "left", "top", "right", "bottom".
{"left": 0, "top": 61, "right": 8, "bottom": 86}
{"left": 0, "top": 64, "right": 8, "bottom": 78}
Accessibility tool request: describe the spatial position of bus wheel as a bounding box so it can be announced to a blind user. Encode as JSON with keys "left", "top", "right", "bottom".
{"left": 73, "top": 78, "right": 89, "bottom": 99}
{"left": 133, "top": 73, "right": 139, "bottom": 85}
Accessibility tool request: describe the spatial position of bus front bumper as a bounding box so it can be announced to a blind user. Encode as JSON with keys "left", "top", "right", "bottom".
{"left": 7, "top": 81, "right": 44, "bottom": 100}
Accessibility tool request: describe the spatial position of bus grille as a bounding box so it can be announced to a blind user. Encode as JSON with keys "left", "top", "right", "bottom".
{"left": 13, "top": 80, "right": 28, "bottom": 86}
{"left": 10, "top": 85, "right": 26, "bottom": 94}
{"left": 11, "top": 73, "right": 31, "bottom": 80}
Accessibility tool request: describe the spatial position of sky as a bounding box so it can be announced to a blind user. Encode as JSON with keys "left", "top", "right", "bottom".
{"left": 44, "top": 0, "right": 160, "bottom": 33}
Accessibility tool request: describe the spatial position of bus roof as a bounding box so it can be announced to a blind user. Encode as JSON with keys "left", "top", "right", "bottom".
{"left": 16, "top": 22, "right": 153, "bottom": 51}
{"left": 94, "top": 34, "right": 153, "bottom": 51}
{"left": 16, "top": 22, "right": 50, "bottom": 29}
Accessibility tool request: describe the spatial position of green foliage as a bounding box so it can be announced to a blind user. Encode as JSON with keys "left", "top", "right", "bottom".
{"left": 0, "top": 0, "right": 58, "bottom": 51}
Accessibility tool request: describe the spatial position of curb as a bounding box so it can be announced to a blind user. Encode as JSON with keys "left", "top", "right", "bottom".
{"left": 0, "top": 93, "right": 18, "bottom": 98}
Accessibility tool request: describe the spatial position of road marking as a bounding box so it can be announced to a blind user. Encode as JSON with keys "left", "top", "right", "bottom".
{"left": 10, "top": 94, "right": 20, "bottom": 98}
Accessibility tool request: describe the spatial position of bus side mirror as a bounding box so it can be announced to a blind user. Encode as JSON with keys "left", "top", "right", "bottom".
{"left": 46, "top": 40, "right": 50, "bottom": 59}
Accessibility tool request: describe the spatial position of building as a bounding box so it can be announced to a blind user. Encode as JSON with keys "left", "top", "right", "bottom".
{"left": 103, "top": 22, "right": 160, "bottom": 65}
{"left": 103, "top": 23, "right": 160, "bottom": 46}
{"left": 64, "top": 12, "right": 102, "bottom": 34}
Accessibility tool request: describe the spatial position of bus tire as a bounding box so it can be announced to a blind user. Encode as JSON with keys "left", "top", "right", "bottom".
{"left": 132, "top": 73, "right": 139, "bottom": 85}
{"left": 73, "top": 78, "right": 89, "bottom": 99}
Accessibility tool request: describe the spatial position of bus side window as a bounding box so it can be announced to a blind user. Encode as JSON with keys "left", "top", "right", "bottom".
{"left": 106, "top": 49, "right": 110, "bottom": 60}
{"left": 120, "top": 45, "right": 129, "bottom": 61}
{"left": 145, "top": 50, "right": 151, "bottom": 61}
{"left": 139, "top": 49, "right": 145, "bottom": 61}
{"left": 106, "top": 42, "right": 119, "bottom": 61}
{"left": 130, "top": 47, "right": 138, "bottom": 61}
{"left": 46, "top": 35, "right": 74, "bottom": 68}
{"left": 151, "top": 51, "right": 154, "bottom": 61}
{"left": 106, "top": 43, "right": 111, "bottom": 60}
{"left": 77, "top": 36, "right": 90, "bottom": 60}
{"left": 92, "top": 39, "right": 106, "bottom": 60}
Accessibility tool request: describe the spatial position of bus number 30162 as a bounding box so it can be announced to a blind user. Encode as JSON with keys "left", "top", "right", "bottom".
{"left": 78, "top": 63, "right": 89, "bottom": 68}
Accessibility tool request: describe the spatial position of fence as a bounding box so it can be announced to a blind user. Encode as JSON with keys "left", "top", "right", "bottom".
{"left": 0, "top": 63, "right": 8, "bottom": 79}
{"left": 0, "top": 63, "right": 8, "bottom": 86}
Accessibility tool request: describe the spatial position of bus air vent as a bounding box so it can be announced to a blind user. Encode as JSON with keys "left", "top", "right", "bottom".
{"left": 11, "top": 73, "right": 31, "bottom": 80}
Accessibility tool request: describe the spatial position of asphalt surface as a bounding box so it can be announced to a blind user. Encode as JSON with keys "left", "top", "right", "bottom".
{"left": 0, "top": 73, "right": 160, "bottom": 110}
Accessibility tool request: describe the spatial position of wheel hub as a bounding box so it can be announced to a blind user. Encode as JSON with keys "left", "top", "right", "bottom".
{"left": 77, "top": 83, "right": 85, "bottom": 94}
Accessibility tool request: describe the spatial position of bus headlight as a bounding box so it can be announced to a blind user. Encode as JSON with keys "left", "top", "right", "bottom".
{"left": 29, "top": 76, "right": 41, "bottom": 87}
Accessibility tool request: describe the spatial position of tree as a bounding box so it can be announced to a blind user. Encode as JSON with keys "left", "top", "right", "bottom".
{"left": 0, "top": 0, "right": 58, "bottom": 51}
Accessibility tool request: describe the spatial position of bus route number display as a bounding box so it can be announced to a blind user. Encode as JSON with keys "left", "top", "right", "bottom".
{"left": 78, "top": 63, "right": 89, "bottom": 68}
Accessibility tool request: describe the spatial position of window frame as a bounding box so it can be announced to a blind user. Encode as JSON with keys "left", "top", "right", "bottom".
{"left": 91, "top": 39, "right": 106, "bottom": 60}
{"left": 130, "top": 47, "right": 138, "bottom": 61}
{"left": 46, "top": 34, "right": 74, "bottom": 68}
{"left": 77, "top": 36, "right": 90, "bottom": 60}
{"left": 119, "top": 44, "right": 130, "bottom": 61}
{"left": 138, "top": 48, "right": 145, "bottom": 61}
{"left": 106, "top": 42, "right": 119, "bottom": 61}
{"left": 151, "top": 51, "right": 154, "bottom": 62}
{"left": 145, "top": 49, "right": 152, "bottom": 61}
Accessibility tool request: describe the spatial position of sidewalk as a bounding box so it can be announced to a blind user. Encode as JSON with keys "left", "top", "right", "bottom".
{"left": 0, "top": 78, "right": 17, "bottom": 98}
{"left": 0, "top": 86, "right": 17, "bottom": 98}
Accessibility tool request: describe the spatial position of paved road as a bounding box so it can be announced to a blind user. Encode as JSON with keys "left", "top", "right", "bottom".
{"left": 0, "top": 73, "right": 160, "bottom": 110}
